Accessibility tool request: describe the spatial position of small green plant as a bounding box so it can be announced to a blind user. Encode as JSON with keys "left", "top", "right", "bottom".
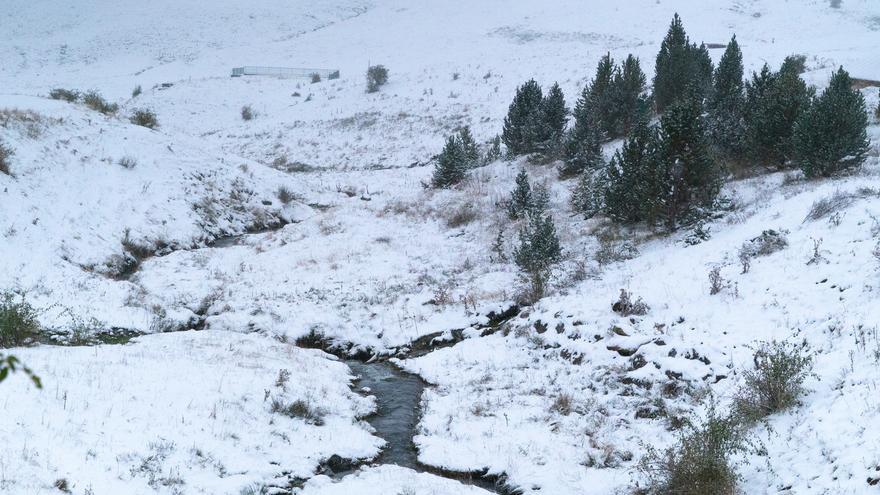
{"left": 82, "top": 90, "right": 119, "bottom": 115}
{"left": 0, "top": 291, "right": 41, "bottom": 348}
{"left": 635, "top": 406, "right": 746, "bottom": 495}
{"left": 131, "top": 85, "right": 142, "bottom": 98}
{"left": 49, "top": 88, "right": 80, "bottom": 102}
{"left": 733, "top": 341, "right": 812, "bottom": 422}
{"left": 366, "top": 64, "right": 389, "bottom": 93}
{"left": 514, "top": 214, "right": 562, "bottom": 302}
{"left": 130, "top": 109, "right": 158, "bottom": 129}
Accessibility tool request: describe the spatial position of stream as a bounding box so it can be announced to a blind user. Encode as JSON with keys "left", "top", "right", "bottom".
{"left": 345, "top": 360, "right": 509, "bottom": 493}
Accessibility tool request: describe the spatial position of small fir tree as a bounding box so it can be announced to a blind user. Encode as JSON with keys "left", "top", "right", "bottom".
{"left": 561, "top": 86, "right": 604, "bottom": 178}
{"left": 484, "top": 135, "right": 503, "bottom": 163}
{"left": 794, "top": 67, "right": 870, "bottom": 177}
{"left": 507, "top": 169, "right": 533, "bottom": 219}
{"left": 539, "top": 82, "right": 568, "bottom": 151}
{"left": 431, "top": 135, "right": 467, "bottom": 188}
{"left": 502, "top": 79, "right": 544, "bottom": 155}
{"left": 653, "top": 14, "right": 714, "bottom": 113}
{"left": 514, "top": 213, "right": 562, "bottom": 300}
{"left": 602, "top": 119, "right": 665, "bottom": 223}
{"left": 458, "top": 126, "right": 480, "bottom": 167}
{"left": 610, "top": 54, "right": 651, "bottom": 138}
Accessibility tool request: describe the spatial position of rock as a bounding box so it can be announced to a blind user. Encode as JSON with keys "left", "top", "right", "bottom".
{"left": 534, "top": 320, "right": 547, "bottom": 334}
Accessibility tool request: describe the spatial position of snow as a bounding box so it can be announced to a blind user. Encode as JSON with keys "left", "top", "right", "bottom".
{"left": 1, "top": 0, "right": 880, "bottom": 493}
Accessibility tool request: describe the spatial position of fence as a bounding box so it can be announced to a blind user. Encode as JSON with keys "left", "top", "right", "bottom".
{"left": 230, "top": 66, "right": 340, "bottom": 79}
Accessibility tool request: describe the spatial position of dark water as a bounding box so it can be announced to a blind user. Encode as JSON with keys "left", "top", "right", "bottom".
{"left": 346, "top": 360, "right": 425, "bottom": 467}
{"left": 346, "top": 360, "right": 506, "bottom": 493}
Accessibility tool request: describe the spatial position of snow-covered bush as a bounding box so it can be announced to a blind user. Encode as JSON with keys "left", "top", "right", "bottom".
{"left": 0, "top": 140, "right": 13, "bottom": 175}
{"left": 82, "top": 90, "right": 118, "bottom": 115}
{"left": 131, "top": 85, "right": 142, "bottom": 98}
{"left": 733, "top": 341, "right": 812, "bottom": 422}
{"left": 0, "top": 291, "right": 41, "bottom": 348}
{"left": 635, "top": 407, "right": 745, "bottom": 495}
{"left": 514, "top": 214, "right": 562, "bottom": 302}
{"left": 611, "top": 289, "right": 649, "bottom": 316}
{"left": 130, "top": 109, "right": 159, "bottom": 129}
{"left": 270, "top": 398, "right": 325, "bottom": 425}
{"left": 366, "top": 64, "right": 388, "bottom": 93}
{"left": 48, "top": 88, "right": 79, "bottom": 102}
{"left": 738, "top": 229, "right": 788, "bottom": 272}
{"left": 276, "top": 185, "right": 295, "bottom": 204}
{"left": 240, "top": 105, "right": 255, "bottom": 121}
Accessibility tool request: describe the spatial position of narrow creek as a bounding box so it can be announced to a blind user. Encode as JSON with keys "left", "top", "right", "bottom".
{"left": 345, "top": 360, "right": 509, "bottom": 494}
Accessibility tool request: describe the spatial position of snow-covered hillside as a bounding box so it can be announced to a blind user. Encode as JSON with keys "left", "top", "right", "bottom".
{"left": 2, "top": 0, "right": 880, "bottom": 494}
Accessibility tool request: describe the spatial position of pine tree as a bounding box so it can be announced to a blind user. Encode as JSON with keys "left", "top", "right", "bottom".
{"left": 602, "top": 119, "right": 664, "bottom": 223}
{"left": 507, "top": 169, "right": 533, "bottom": 219}
{"left": 539, "top": 82, "right": 568, "bottom": 151}
{"left": 794, "top": 67, "right": 870, "bottom": 178}
{"left": 484, "top": 135, "right": 502, "bottom": 163}
{"left": 502, "top": 79, "right": 544, "bottom": 155}
{"left": 744, "top": 58, "right": 813, "bottom": 167}
{"left": 707, "top": 35, "right": 747, "bottom": 165}
{"left": 531, "top": 182, "right": 550, "bottom": 215}
{"left": 560, "top": 86, "right": 603, "bottom": 178}
{"left": 591, "top": 54, "right": 617, "bottom": 138}
{"left": 653, "top": 14, "right": 714, "bottom": 113}
{"left": 570, "top": 168, "right": 605, "bottom": 219}
{"left": 458, "top": 126, "right": 480, "bottom": 167}
{"left": 431, "top": 135, "right": 467, "bottom": 188}
{"left": 610, "top": 54, "right": 650, "bottom": 138}
{"left": 658, "top": 93, "right": 722, "bottom": 229}
{"left": 514, "top": 213, "right": 562, "bottom": 300}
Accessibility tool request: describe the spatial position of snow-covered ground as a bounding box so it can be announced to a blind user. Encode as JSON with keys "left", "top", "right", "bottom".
{"left": 2, "top": 0, "right": 880, "bottom": 494}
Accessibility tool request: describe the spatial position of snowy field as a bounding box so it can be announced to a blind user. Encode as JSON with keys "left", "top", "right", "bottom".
{"left": 1, "top": 0, "right": 880, "bottom": 494}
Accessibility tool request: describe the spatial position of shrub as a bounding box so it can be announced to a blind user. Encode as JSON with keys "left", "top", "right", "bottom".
{"left": 514, "top": 214, "right": 562, "bottom": 301}
{"left": 130, "top": 109, "right": 158, "bottom": 129}
{"left": 131, "top": 85, "right": 142, "bottom": 98}
{"left": 612, "top": 289, "right": 649, "bottom": 316}
{"left": 82, "top": 90, "right": 119, "bottom": 115}
{"left": 0, "top": 291, "right": 41, "bottom": 348}
{"left": 270, "top": 398, "right": 325, "bottom": 425}
{"left": 49, "top": 88, "right": 80, "bottom": 102}
{"left": 445, "top": 202, "right": 478, "bottom": 228}
{"left": 733, "top": 341, "right": 812, "bottom": 422}
{"left": 366, "top": 65, "right": 389, "bottom": 93}
{"left": 0, "top": 140, "right": 13, "bottom": 175}
{"left": 241, "top": 105, "right": 255, "bottom": 121}
{"left": 635, "top": 407, "right": 745, "bottom": 495}
{"left": 738, "top": 229, "right": 788, "bottom": 272}
{"left": 328, "top": 70, "right": 340, "bottom": 80}
{"left": 118, "top": 156, "right": 138, "bottom": 169}
{"left": 276, "top": 186, "right": 295, "bottom": 204}
{"left": 310, "top": 73, "right": 321, "bottom": 84}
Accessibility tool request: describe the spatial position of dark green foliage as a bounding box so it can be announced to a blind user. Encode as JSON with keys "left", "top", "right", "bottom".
{"left": 0, "top": 291, "right": 41, "bottom": 348}
{"left": 502, "top": 79, "right": 544, "bottom": 155}
{"left": 636, "top": 407, "right": 745, "bottom": 495}
{"left": 508, "top": 169, "right": 533, "bottom": 219}
{"left": 744, "top": 59, "right": 813, "bottom": 167}
{"left": 591, "top": 54, "right": 617, "bottom": 138}
{"left": 560, "top": 86, "right": 603, "bottom": 178}
{"left": 457, "top": 126, "right": 480, "bottom": 166}
{"left": 540, "top": 82, "right": 568, "bottom": 149}
{"left": 431, "top": 135, "right": 468, "bottom": 188}
{"left": 82, "top": 90, "right": 119, "bottom": 115}
{"left": 0, "top": 353, "right": 41, "bottom": 388}
{"left": 131, "top": 85, "right": 142, "bottom": 98}
{"left": 794, "top": 67, "right": 870, "bottom": 177}
{"left": 659, "top": 94, "right": 722, "bottom": 228}
{"left": 366, "top": 65, "right": 389, "bottom": 93}
{"left": 706, "top": 36, "right": 747, "bottom": 165}
{"left": 0, "top": 140, "right": 13, "bottom": 175}
{"left": 653, "top": 14, "right": 714, "bottom": 113}
{"left": 610, "top": 54, "right": 651, "bottom": 138}
{"left": 484, "top": 135, "right": 503, "bottom": 163}
{"left": 49, "top": 88, "right": 80, "bottom": 102}
{"left": 734, "top": 341, "right": 812, "bottom": 423}
{"left": 514, "top": 214, "right": 562, "bottom": 301}
{"left": 602, "top": 119, "right": 666, "bottom": 223}
{"left": 570, "top": 168, "right": 604, "bottom": 219}
{"left": 130, "top": 109, "right": 159, "bottom": 129}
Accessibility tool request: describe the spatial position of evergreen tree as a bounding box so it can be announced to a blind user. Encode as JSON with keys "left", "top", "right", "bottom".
{"left": 602, "top": 119, "right": 664, "bottom": 223}
{"left": 502, "top": 79, "right": 544, "bottom": 155}
{"left": 653, "top": 14, "right": 714, "bottom": 113}
{"left": 610, "top": 54, "right": 651, "bottom": 138}
{"left": 560, "top": 86, "right": 604, "bottom": 178}
{"left": 744, "top": 59, "right": 812, "bottom": 167}
{"left": 431, "top": 135, "right": 467, "bottom": 188}
{"left": 514, "top": 213, "right": 562, "bottom": 300}
{"left": 658, "top": 93, "right": 722, "bottom": 229}
{"left": 507, "top": 169, "right": 533, "bottom": 219}
{"left": 570, "top": 167, "right": 606, "bottom": 219}
{"left": 484, "top": 135, "right": 503, "bottom": 164}
{"left": 591, "top": 54, "right": 617, "bottom": 138}
{"left": 707, "top": 35, "right": 747, "bottom": 165}
{"left": 794, "top": 67, "right": 870, "bottom": 178}
{"left": 531, "top": 182, "right": 550, "bottom": 215}
{"left": 458, "top": 126, "right": 480, "bottom": 167}
{"left": 539, "top": 82, "right": 568, "bottom": 151}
